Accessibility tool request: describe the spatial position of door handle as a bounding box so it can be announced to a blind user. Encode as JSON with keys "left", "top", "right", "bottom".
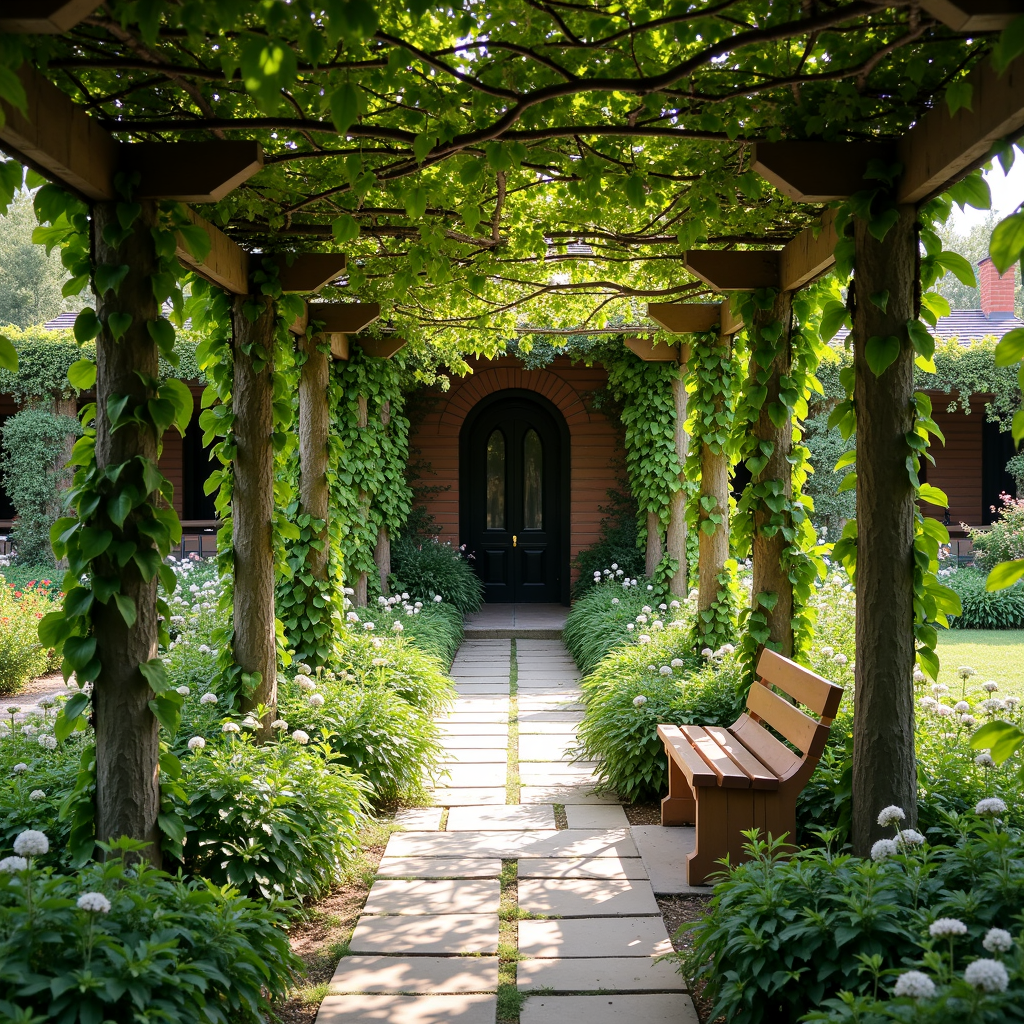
{"left": 513, "top": 535, "right": 517, "bottom": 547}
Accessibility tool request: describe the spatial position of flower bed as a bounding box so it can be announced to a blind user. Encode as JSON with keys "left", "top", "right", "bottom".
{"left": 0, "top": 578, "right": 61, "bottom": 694}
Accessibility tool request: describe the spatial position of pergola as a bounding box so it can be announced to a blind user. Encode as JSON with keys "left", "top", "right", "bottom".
{"left": 0, "top": 0, "right": 1021, "bottom": 861}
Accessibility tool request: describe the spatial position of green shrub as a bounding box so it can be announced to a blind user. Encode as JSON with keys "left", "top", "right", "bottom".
{"left": 175, "top": 736, "right": 370, "bottom": 902}
{"left": 683, "top": 821, "right": 1024, "bottom": 1024}
{"left": 0, "top": 835, "right": 300, "bottom": 1023}
{"left": 945, "top": 565, "right": 1024, "bottom": 629}
{"left": 0, "top": 583, "right": 51, "bottom": 694}
{"left": 366, "top": 595, "right": 464, "bottom": 668}
{"left": 576, "top": 638, "right": 743, "bottom": 803}
{"left": 968, "top": 493, "right": 1024, "bottom": 572}
{"left": 391, "top": 537, "right": 484, "bottom": 614}
{"left": 563, "top": 577, "right": 650, "bottom": 674}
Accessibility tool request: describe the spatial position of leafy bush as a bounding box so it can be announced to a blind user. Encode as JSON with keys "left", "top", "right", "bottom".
{"left": 175, "top": 736, "right": 370, "bottom": 902}
{"left": 364, "top": 594, "right": 464, "bottom": 668}
{"left": 0, "top": 582, "right": 52, "bottom": 694}
{"left": 968, "top": 493, "right": 1024, "bottom": 572}
{"left": 163, "top": 555, "right": 223, "bottom": 690}
{"left": 0, "top": 835, "right": 300, "bottom": 1023}
{"left": 563, "top": 574, "right": 650, "bottom": 674}
{"left": 570, "top": 488, "right": 645, "bottom": 598}
{"left": 945, "top": 565, "right": 1024, "bottom": 629}
{"left": 391, "top": 537, "right": 484, "bottom": 613}
{"left": 576, "top": 639, "right": 744, "bottom": 803}
{"left": 684, "top": 820, "right": 1024, "bottom": 1024}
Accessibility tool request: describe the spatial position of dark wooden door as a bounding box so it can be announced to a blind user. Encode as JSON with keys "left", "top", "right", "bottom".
{"left": 464, "top": 398, "right": 561, "bottom": 602}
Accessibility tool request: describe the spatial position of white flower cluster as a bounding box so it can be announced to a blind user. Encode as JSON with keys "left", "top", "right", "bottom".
{"left": 77, "top": 891, "right": 112, "bottom": 914}
{"left": 929, "top": 917, "right": 968, "bottom": 938}
{"left": 13, "top": 830, "right": 48, "bottom": 857}
{"left": 893, "top": 970, "right": 936, "bottom": 999}
{"left": 963, "top": 958, "right": 1009, "bottom": 993}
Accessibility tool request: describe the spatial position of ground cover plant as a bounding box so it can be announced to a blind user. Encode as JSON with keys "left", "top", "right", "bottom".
{"left": 390, "top": 537, "right": 484, "bottom": 614}
{"left": 563, "top": 568, "right": 654, "bottom": 674}
{"left": 944, "top": 566, "right": 1024, "bottom": 630}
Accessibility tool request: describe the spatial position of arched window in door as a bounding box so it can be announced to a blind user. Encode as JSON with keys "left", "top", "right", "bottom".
{"left": 523, "top": 428, "right": 543, "bottom": 530}
{"left": 486, "top": 429, "right": 506, "bottom": 529}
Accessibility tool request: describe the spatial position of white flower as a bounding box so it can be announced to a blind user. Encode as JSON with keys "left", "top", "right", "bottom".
{"left": 1006, "top": 695, "right": 1020, "bottom": 708}
{"left": 642, "top": 606, "right": 652, "bottom": 615}
{"left": 187, "top": 736, "right": 206, "bottom": 751}
{"left": 963, "top": 958, "right": 1009, "bottom": 993}
{"left": 200, "top": 693, "right": 218, "bottom": 705}
{"left": 652, "top": 620, "right": 664, "bottom": 630}
{"left": 638, "top": 634, "right": 651, "bottom": 644}
{"left": 307, "top": 693, "right": 325, "bottom": 707}
{"left": 347, "top": 612, "right": 360, "bottom": 623}
{"left": 0, "top": 856, "right": 29, "bottom": 872}
{"left": 671, "top": 658, "right": 684, "bottom": 668}
{"left": 20, "top": 725, "right": 36, "bottom": 737}
{"left": 981, "top": 699, "right": 1004, "bottom": 715}
{"left": 877, "top": 805, "right": 906, "bottom": 828}
{"left": 76, "top": 892, "right": 111, "bottom": 914}
{"left": 291, "top": 729, "right": 310, "bottom": 745}
{"left": 377, "top": 595, "right": 387, "bottom": 606}
{"left": 433, "top": 595, "right": 442, "bottom": 603}
{"left": 37, "top": 697, "right": 55, "bottom": 709}
{"left": 241, "top": 716, "right": 259, "bottom": 730}
{"left": 13, "top": 830, "right": 48, "bottom": 857}
{"left": 893, "top": 970, "right": 936, "bottom": 999}
{"left": 271, "top": 719, "right": 288, "bottom": 731}
{"left": 29, "top": 790, "right": 45, "bottom": 801}
{"left": 198, "top": 644, "right": 210, "bottom": 654}
{"left": 659, "top": 603, "right": 667, "bottom": 611}
{"left": 919, "top": 696, "right": 938, "bottom": 709}
{"left": 701, "top": 647, "right": 714, "bottom": 658}
{"left": 176, "top": 686, "right": 190, "bottom": 696}
{"left": 954, "top": 701, "right": 971, "bottom": 713}
{"left": 626, "top": 623, "right": 634, "bottom": 631}
{"left": 670, "top": 600, "right": 680, "bottom": 609}
{"left": 913, "top": 667, "right": 926, "bottom": 683}
{"left": 298, "top": 676, "right": 316, "bottom": 691}
{"left": 633, "top": 695, "right": 648, "bottom": 707}
{"left": 364, "top": 622, "right": 375, "bottom": 630}
{"left": 636, "top": 614, "right": 648, "bottom": 624}
{"left": 659, "top": 666, "right": 672, "bottom": 676}
{"left": 647, "top": 585, "right": 653, "bottom": 591}
{"left": 983, "top": 680, "right": 999, "bottom": 692}
{"left": 833, "top": 653, "right": 848, "bottom": 666}
{"left": 929, "top": 917, "right": 968, "bottom": 938}
{"left": 957, "top": 665, "right": 976, "bottom": 680}
{"left": 37, "top": 735, "right": 57, "bottom": 751}
{"left": 976, "top": 797, "right": 1007, "bottom": 816}
{"left": 935, "top": 704, "right": 953, "bottom": 717}
{"left": 222, "top": 722, "right": 241, "bottom": 734}
{"left": 720, "top": 644, "right": 735, "bottom": 654}
{"left": 391, "top": 621, "right": 404, "bottom": 632}
{"left": 975, "top": 752, "right": 996, "bottom": 767}
{"left": 870, "top": 838, "right": 898, "bottom": 861}
{"left": 932, "top": 683, "right": 949, "bottom": 695}
{"left": 611, "top": 563, "right": 618, "bottom": 570}
{"left": 983, "top": 927, "right": 1013, "bottom": 953}
{"left": 11, "top": 763, "right": 28, "bottom": 775}
{"left": 821, "top": 646, "right": 835, "bottom": 658}
{"left": 960, "top": 714, "right": 977, "bottom": 727}
{"left": 415, "top": 601, "right": 423, "bottom": 609}
{"left": 897, "top": 829, "right": 925, "bottom": 848}
{"left": 401, "top": 593, "right": 409, "bottom": 601}
{"left": 611, "top": 598, "right": 619, "bottom": 605}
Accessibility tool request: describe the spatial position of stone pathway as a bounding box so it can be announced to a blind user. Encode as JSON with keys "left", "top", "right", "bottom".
{"left": 316, "top": 637, "right": 698, "bottom": 1024}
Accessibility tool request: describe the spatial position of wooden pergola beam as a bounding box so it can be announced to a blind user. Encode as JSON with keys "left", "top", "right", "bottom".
{"left": 752, "top": 142, "right": 892, "bottom": 204}
{"left": 0, "top": 1, "right": 97, "bottom": 33}
{"left": 684, "top": 250, "right": 780, "bottom": 291}
{"left": 307, "top": 302, "right": 381, "bottom": 334}
{"left": 175, "top": 209, "right": 250, "bottom": 295}
{"left": 277, "top": 253, "right": 348, "bottom": 294}
{"left": 124, "top": 141, "right": 264, "bottom": 203}
{"left": 624, "top": 336, "right": 683, "bottom": 362}
{"left": 779, "top": 208, "right": 838, "bottom": 292}
{"left": 919, "top": 0, "right": 1023, "bottom": 31}
{"left": 356, "top": 337, "right": 406, "bottom": 359}
{"left": 647, "top": 302, "right": 721, "bottom": 333}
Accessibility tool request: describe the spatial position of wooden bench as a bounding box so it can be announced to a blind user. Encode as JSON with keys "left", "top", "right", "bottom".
{"left": 657, "top": 648, "right": 844, "bottom": 884}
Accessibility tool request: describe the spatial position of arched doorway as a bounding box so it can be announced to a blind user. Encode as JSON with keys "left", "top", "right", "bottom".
{"left": 460, "top": 390, "right": 570, "bottom": 604}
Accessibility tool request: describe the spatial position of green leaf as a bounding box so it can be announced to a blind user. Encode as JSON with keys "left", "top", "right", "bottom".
{"left": 62, "top": 691, "right": 91, "bottom": 724}
{"left": 995, "top": 328, "right": 1024, "bottom": 367}
{"left": 934, "top": 251, "right": 977, "bottom": 286}
{"left": 328, "top": 82, "right": 361, "bottom": 134}
{"left": 149, "top": 692, "right": 182, "bottom": 735}
{"left": 413, "top": 131, "right": 437, "bottom": 163}
{"left": 624, "top": 174, "right": 646, "bottom": 208}
{"left": 990, "top": 213, "right": 1024, "bottom": 275}
{"left": 869, "top": 290, "right": 889, "bottom": 312}
{"left": 868, "top": 208, "right": 899, "bottom": 242}
{"left": 74, "top": 308, "right": 102, "bottom": 343}
{"left": 38, "top": 611, "right": 71, "bottom": 649}
{"left": 0, "top": 334, "right": 16, "bottom": 372}
{"left": 864, "top": 335, "right": 901, "bottom": 377}
{"left": 240, "top": 34, "right": 298, "bottom": 109}
{"left": 139, "top": 657, "right": 170, "bottom": 693}
{"left": 332, "top": 214, "right": 360, "bottom": 244}
{"left": 819, "top": 301, "right": 850, "bottom": 343}
{"left": 67, "top": 358, "right": 97, "bottom": 390}
{"left": 906, "top": 320, "right": 935, "bottom": 360}
{"left": 159, "top": 378, "right": 194, "bottom": 435}
{"left": 133, "top": 547, "right": 162, "bottom": 581}
{"left": 946, "top": 173, "right": 991, "bottom": 212}
{"left": 176, "top": 223, "right": 212, "bottom": 264}
{"left": 404, "top": 186, "right": 427, "bottom": 220}
{"left": 113, "top": 592, "right": 137, "bottom": 628}
{"left": 79, "top": 527, "right": 112, "bottom": 560}
{"left": 107, "top": 312, "right": 132, "bottom": 341}
{"left": 917, "top": 646, "right": 939, "bottom": 682}
{"left": 107, "top": 491, "right": 132, "bottom": 529}
{"left": 987, "top": 559, "right": 1024, "bottom": 591}
{"left": 969, "top": 720, "right": 1024, "bottom": 764}
{"left": 992, "top": 14, "right": 1024, "bottom": 72}
{"left": 94, "top": 263, "right": 130, "bottom": 297}
{"left": 147, "top": 317, "right": 176, "bottom": 355}
{"left": 157, "top": 811, "right": 187, "bottom": 844}
{"left": 918, "top": 483, "right": 948, "bottom": 508}
{"left": 63, "top": 635, "right": 97, "bottom": 671}
{"left": 63, "top": 587, "right": 94, "bottom": 619}
{"left": 945, "top": 79, "right": 973, "bottom": 115}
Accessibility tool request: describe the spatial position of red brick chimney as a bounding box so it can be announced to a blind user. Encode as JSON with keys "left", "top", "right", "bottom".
{"left": 978, "top": 256, "right": 1016, "bottom": 319}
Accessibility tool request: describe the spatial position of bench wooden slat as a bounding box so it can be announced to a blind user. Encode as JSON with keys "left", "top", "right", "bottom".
{"left": 705, "top": 725, "right": 780, "bottom": 791}
{"left": 730, "top": 712, "right": 803, "bottom": 780}
{"left": 681, "top": 726, "right": 751, "bottom": 789}
{"left": 746, "top": 681, "right": 821, "bottom": 755}
{"left": 757, "top": 648, "right": 843, "bottom": 720}
{"left": 657, "top": 724, "right": 716, "bottom": 787}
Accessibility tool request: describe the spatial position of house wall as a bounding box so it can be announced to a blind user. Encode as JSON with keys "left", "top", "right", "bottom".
{"left": 923, "top": 392, "right": 985, "bottom": 535}
{"left": 407, "top": 356, "right": 627, "bottom": 583}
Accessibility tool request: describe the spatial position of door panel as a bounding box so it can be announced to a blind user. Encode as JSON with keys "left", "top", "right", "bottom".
{"left": 462, "top": 397, "right": 562, "bottom": 603}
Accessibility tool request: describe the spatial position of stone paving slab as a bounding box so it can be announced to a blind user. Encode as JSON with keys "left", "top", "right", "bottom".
{"left": 564, "top": 805, "right": 629, "bottom": 829}
{"left": 384, "top": 830, "right": 637, "bottom": 859}
{"left": 395, "top": 807, "right": 444, "bottom": 830}
{"left": 517, "top": 878, "right": 660, "bottom": 917}
{"left": 428, "top": 788, "right": 507, "bottom": 805}
{"left": 441, "top": 713, "right": 510, "bottom": 724}
{"left": 377, "top": 857, "right": 504, "bottom": 878}
{"left": 317, "top": 994, "right": 498, "bottom": 1024}
{"left": 518, "top": 704, "right": 585, "bottom": 713}
{"left": 350, "top": 914, "right": 500, "bottom": 954}
{"left": 437, "top": 763, "right": 507, "bottom": 786}
{"left": 452, "top": 664, "right": 512, "bottom": 675}
{"left": 518, "top": 857, "right": 648, "bottom": 880}
{"left": 517, "top": 917, "right": 673, "bottom": 958}
{"left": 447, "top": 804, "right": 555, "bottom": 831}
{"left": 519, "top": 735, "right": 576, "bottom": 760}
{"left": 439, "top": 734, "right": 508, "bottom": 749}
{"left": 450, "top": 699, "right": 510, "bottom": 711}
{"left": 453, "top": 685, "right": 511, "bottom": 695}
{"left": 520, "top": 994, "right": 697, "bottom": 1024}
{"left": 521, "top": 772, "right": 599, "bottom": 788}
{"left": 517, "top": 711, "right": 584, "bottom": 723}
{"left": 520, "top": 786, "right": 618, "bottom": 804}
{"left": 440, "top": 748, "right": 508, "bottom": 763}
{"left": 363, "top": 879, "right": 500, "bottom": 915}
{"left": 438, "top": 722, "right": 509, "bottom": 735}
{"left": 329, "top": 956, "right": 500, "bottom": 994}
{"left": 631, "top": 826, "right": 711, "bottom": 895}
{"left": 517, "top": 957, "right": 686, "bottom": 992}
{"left": 517, "top": 721, "right": 580, "bottom": 734}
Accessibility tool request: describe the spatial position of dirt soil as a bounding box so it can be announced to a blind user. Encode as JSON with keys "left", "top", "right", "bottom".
{"left": 2, "top": 673, "right": 70, "bottom": 709}
{"left": 623, "top": 802, "right": 661, "bottom": 825}
{"left": 657, "top": 894, "right": 716, "bottom": 1023}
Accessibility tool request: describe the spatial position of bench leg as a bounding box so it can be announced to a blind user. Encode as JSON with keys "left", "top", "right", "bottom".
{"left": 661, "top": 756, "right": 696, "bottom": 825}
{"left": 687, "top": 784, "right": 729, "bottom": 884}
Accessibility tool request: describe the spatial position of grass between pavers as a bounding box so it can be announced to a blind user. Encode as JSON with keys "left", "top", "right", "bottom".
{"left": 507, "top": 640, "right": 520, "bottom": 805}
{"left": 553, "top": 803, "right": 568, "bottom": 829}
{"left": 497, "top": 858, "right": 525, "bottom": 1024}
{"left": 936, "top": 629, "right": 1024, "bottom": 695}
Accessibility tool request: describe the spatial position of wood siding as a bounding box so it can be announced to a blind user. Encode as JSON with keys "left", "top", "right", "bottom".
{"left": 923, "top": 393, "right": 984, "bottom": 535}
{"left": 407, "top": 356, "right": 627, "bottom": 584}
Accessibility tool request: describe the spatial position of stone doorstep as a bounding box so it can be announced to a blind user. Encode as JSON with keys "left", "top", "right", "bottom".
{"left": 316, "top": 993, "right": 497, "bottom": 1024}
{"left": 451, "top": 664, "right": 512, "bottom": 674}
{"left": 517, "top": 917, "right": 673, "bottom": 959}
{"left": 517, "top": 722, "right": 580, "bottom": 734}
{"left": 517, "top": 857, "right": 649, "bottom": 880}
{"left": 516, "top": 957, "right": 686, "bottom": 993}
{"left": 517, "top": 877, "right": 660, "bottom": 917}
{"left": 328, "top": 956, "right": 500, "bottom": 995}
{"left": 446, "top": 804, "right": 556, "bottom": 831}
{"left": 517, "top": 712, "right": 584, "bottom": 723}
{"left": 349, "top": 914, "right": 500, "bottom": 955}
{"left": 440, "top": 714, "right": 510, "bottom": 724}
{"left": 518, "top": 736, "right": 577, "bottom": 760}
{"left": 362, "top": 878, "right": 500, "bottom": 916}
{"left": 383, "top": 829, "right": 639, "bottom": 860}
{"left": 376, "top": 857, "right": 503, "bottom": 878}
{"left": 427, "top": 788, "right": 507, "bottom": 805}
{"left": 520, "top": 994, "right": 698, "bottom": 1024}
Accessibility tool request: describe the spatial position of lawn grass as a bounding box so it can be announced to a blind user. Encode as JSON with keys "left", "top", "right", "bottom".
{"left": 936, "top": 629, "right": 1024, "bottom": 696}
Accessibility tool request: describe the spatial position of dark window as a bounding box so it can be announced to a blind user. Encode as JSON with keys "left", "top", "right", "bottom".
{"left": 485, "top": 429, "right": 505, "bottom": 530}
{"left": 182, "top": 410, "right": 218, "bottom": 520}
{"left": 522, "top": 428, "right": 543, "bottom": 530}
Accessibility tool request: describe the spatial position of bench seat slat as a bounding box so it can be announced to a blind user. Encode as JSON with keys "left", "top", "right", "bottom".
{"left": 681, "top": 725, "right": 751, "bottom": 789}
{"left": 704, "top": 725, "right": 780, "bottom": 790}
{"left": 657, "top": 724, "right": 716, "bottom": 787}
{"left": 730, "top": 713, "right": 803, "bottom": 780}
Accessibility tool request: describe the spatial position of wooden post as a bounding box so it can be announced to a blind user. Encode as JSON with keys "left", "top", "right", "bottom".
{"left": 645, "top": 510, "right": 663, "bottom": 578}
{"left": 298, "top": 331, "right": 329, "bottom": 581}
{"left": 750, "top": 292, "right": 794, "bottom": 658}
{"left": 91, "top": 200, "right": 162, "bottom": 864}
{"left": 665, "top": 365, "right": 690, "bottom": 596}
{"left": 851, "top": 205, "right": 919, "bottom": 853}
{"left": 232, "top": 295, "right": 277, "bottom": 729}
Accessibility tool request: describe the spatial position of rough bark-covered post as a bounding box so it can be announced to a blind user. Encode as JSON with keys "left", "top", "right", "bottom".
{"left": 298, "top": 331, "right": 329, "bottom": 582}
{"left": 665, "top": 358, "right": 690, "bottom": 597}
{"left": 645, "top": 510, "right": 663, "bottom": 578}
{"left": 92, "top": 200, "right": 162, "bottom": 863}
{"left": 749, "top": 293, "right": 794, "bottom": 658}
{"left": 851, "top": 205, "right": 919, "bottom": 853}
{"left": 233, "top": 295, "right": 277, "bottom": 726}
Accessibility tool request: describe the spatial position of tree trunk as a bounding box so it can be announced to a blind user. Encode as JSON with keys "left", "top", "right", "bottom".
{"left": 851, "top": 205, "right": 919, "bottom": 853}
{"left": 91, "top": 200, "right": 162, "bottom": 864}
{"left": 298, "top": 332, "right": 329, "bottom": 582}
{"left": 232, "top": 295, "right": 277, "bottom": 730}
{"left": 666, "top": 369, "right": 689, "bottom": 597}
{"left": 645, "top": 510, "right": 663, "bottom": 578}
{"left": 750, "top": 292, "right": 794, "bottom": 658}
{"left": 375, "top": 526, "right": 390, "bottom": 596}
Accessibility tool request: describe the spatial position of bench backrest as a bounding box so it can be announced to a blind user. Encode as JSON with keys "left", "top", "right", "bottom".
{"left": 736, "top": 649, "right": 844, "bottom": 778}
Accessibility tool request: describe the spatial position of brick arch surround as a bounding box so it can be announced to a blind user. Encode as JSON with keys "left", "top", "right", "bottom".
{"left": 407, "top": 356, "right": 627, "bottom": 588}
